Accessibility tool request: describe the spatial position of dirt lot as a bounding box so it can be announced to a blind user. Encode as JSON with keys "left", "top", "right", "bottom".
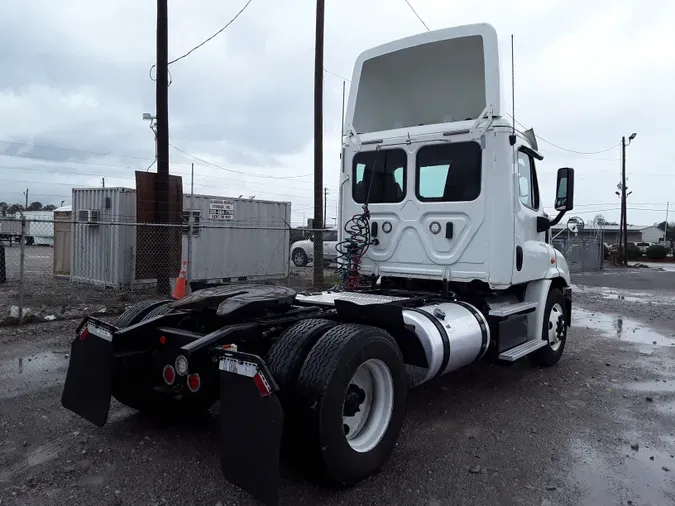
{"left": 0, "top": 245, "right": 332, "bottom": 325}
{"left": 1, "top": 266, "right": 674, "bottom": 505}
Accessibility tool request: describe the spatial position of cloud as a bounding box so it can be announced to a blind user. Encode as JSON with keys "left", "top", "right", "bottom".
{"left": 0, "top": 0, "right": 672, "bottom": 227}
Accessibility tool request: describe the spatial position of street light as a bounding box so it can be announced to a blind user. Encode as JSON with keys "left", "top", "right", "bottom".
{"left": 143, "top": 112, "right": 158, "bottom": 171}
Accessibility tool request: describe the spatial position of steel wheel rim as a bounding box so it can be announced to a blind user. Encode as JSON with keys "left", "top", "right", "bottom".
{"left": 548, "top": 302, "right": 565, "bottom": 351}
{"left": 342, "top": 358, "right": 394, "bottom": 453}
{"left": 293, "top": 251, "right": 305, "bottom": 265}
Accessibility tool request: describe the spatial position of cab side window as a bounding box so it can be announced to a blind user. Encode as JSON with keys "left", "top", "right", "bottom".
{"left": 517, "top": 151, "right": 540, "bottom": 210}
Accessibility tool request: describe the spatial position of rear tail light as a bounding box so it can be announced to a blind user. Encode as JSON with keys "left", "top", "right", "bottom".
{"left": 79, "top": 328, "right": 89, "bottom": 341}
{"left": 187, "top": 373, "right": 201, "bottom": 393}
{"left": 163, "top": 365, "right": 176, "bottom": 385}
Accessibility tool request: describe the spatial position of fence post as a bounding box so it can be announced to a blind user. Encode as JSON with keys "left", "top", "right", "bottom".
{"left": 18, "top": 217, "right": 26, "bottom": 324}
{"left": 286, "top": 223, "right": 292, "bottom": 287}
{"left": 187, "top": 213, "right": 193, "bottom": 287}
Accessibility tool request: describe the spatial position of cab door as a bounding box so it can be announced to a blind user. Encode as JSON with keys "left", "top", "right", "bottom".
{"left": 511, "top": 147, "right": 550, "bottom": 284}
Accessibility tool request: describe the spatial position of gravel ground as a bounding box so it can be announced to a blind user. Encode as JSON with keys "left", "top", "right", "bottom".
{"left": 0, "top": 245, "right": 332, "bottom": 326}
{"left": 1, "top": 266, "right": 674, "bottom": 505}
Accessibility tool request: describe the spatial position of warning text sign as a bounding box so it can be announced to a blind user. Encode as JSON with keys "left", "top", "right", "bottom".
{"left": 209, "top": 199, "right": 234, "bottom": 220}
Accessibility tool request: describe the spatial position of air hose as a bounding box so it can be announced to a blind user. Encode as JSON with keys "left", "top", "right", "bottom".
{"left": 334, "top": 148, "right": 382, "bottom": 290}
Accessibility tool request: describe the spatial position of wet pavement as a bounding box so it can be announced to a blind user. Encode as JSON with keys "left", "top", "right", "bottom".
{"left": 1, "top": 267, "right": 674, "bottom": 505}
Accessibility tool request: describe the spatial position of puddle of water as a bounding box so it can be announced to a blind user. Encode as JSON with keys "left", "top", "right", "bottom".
{"left": 571, "top": 439, "right": 675, "bottom": 506}
{"left": 572, "top": 284, "right": 675, "bottom": 305}
{"left": 0, "top": 352, "right": 68, "bottom": 398}
{"left": 624, "top": 380, "right": 674, "bottom": 394}
{"left": 574, "top": 308, "right": 675, "bottom": 347}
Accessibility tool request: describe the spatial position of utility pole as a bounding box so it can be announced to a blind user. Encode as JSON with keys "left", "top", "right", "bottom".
{"left": 155, "top": 0, "right": 171, "bottom": 293}
{"left": 102, "top": 178, "right": 105, "bottom": 188}
{"left": 621, "top": 136, "right": 627, "bottom": 265}
{"left": 312, "top": 0, "right": 325, "bottom": 287}
{"left": 24, "top": 189, "right": 28, "bottom": 210}
{"left": 665, "top": 202, "right": 670, "bottom": 242}
{"left": 620, "top": 133, "right": 637, "bottom": 266}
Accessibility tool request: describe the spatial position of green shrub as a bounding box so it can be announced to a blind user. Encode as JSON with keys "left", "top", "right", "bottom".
{"left": 646, "top": 244, "right": 668, "bottom": 260}
{"left": 626, "top": 243, "right": 642, "bottom": 259}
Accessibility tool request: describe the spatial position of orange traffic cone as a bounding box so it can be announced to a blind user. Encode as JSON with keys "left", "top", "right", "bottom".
{"left": 172, "top": 260, "right": 188, "bottom": 299}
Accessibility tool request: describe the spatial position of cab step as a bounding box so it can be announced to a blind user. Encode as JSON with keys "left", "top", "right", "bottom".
{"left": 488, "top": 301, "right": 538, "bottom": 318}
{"left": 498, "top": 339, "right": 548, "bottom": 361}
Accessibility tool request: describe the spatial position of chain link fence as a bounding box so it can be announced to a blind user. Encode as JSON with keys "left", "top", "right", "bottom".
{"left": 0, "top": 217, "right": 339, "bottom": 326}
{"left": 552, "top": 231, "right": 606, "bottom": 273}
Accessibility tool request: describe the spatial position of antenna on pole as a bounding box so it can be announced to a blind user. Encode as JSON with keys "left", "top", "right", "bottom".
{"left": 509, "top": 34, "right": 516, "bottom": 146}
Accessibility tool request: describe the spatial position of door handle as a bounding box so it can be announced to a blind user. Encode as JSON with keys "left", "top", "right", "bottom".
{"left": 371, "top": 221, "right": 378, "bottom": 238}
{"left": 445, "top": 222, "right": 453, "bottom": 239}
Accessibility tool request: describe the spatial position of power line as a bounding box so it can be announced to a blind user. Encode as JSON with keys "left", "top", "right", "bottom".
{"left": 168, "top": 0, "right": 255, "bottom": 65}
{"left": 0, "top": 139, "right": 157, "bottom": 163}
{"left": 324, "top": 68, "right": 350, "bottom": 82}
{"left": 403, "top": 0, "right": 429, "bottom": 31}
{"left": 169, "top": 144, "right": 314, "bottom": 180}
{"left": 0, "top": 144, "right": 331, "bottom": 185}
{"left": 508, "top": 115, "right": 621, "bottom": 155}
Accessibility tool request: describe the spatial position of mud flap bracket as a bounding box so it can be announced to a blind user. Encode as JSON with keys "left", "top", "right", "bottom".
{"left": 218, "top": 351, "right": 283, "bottom": 506}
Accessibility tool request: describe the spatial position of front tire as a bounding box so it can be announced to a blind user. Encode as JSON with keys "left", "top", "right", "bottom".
{"left": 294, "top": 324, "right": 407, "bottom": 487}
{"left": 292, "top": 248, "right": 309, "bottom": 267}
{"left": 528, "top": 288, "right": 567, "bottom": 367}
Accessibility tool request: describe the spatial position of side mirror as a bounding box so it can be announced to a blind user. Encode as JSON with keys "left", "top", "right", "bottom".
{"left": 554, "top": 167, "right": 575, "bottom": 212}
{"left": 308, "top": 235, "right": 314, "bottom": 242}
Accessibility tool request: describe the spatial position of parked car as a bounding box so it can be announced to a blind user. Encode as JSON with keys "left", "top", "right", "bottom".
{"left": 636, "top": 241, "right": 652, "bottom": 254}
{"left": 290, "top": 229, "right": 339, "bottom": 267}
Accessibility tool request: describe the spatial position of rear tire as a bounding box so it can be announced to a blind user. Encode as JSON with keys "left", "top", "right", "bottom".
{"left": 294, "top": 324, "right": 407, "bottom": 487}
{"left": 528, "top": 288, "right": 567, "bottom": 367}
{"left": 267, "top": 319, "right": 337, "bottom": 398}
{"left": 140, "top": 302, "right": 175, "bottom": 322}
{"left": 114, "top": 299, "right": 173, "bottom": 329}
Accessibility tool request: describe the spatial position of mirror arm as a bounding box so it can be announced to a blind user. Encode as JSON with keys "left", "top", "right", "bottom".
{"left": 548, "top": 210, "right": 567, "bottom": 228}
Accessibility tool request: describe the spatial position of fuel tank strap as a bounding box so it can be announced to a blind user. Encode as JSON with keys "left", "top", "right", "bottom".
{"left": 406, "top": 308, "right": 450, "bottom": 378}
{"left": 453, "top": 301, "right": 489, "bottom": 361}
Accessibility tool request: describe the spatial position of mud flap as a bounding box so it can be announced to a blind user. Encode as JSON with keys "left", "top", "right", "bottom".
{"left": 61, "top": 318, "right": 116, "bottom": 427}
{"left": 218, "top": 351, "right": 283, "bottom": 506}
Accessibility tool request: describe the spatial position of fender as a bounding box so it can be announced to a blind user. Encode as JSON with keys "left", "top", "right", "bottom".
{"left": 523, "top": 279, "right": 553, "bottom": 342}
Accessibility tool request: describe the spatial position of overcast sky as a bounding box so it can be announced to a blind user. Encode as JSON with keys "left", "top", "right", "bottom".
{"left": 0, "top": 0, "right": 672, "bottom": 227}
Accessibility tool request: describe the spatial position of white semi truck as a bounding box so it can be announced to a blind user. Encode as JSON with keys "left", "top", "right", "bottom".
{"left": 61, "top": 23, "right": 574, "bottom": 506}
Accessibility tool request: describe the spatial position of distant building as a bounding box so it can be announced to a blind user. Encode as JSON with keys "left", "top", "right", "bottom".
{"left": 550, "top": 224, "right": 663, "bottom": 245}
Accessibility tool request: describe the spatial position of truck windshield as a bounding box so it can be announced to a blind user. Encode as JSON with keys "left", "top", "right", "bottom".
{"left": 353, "top": 148, "right": 406, "bottom": 204}
{"left": 416, "top": 142, "right": 482, "bottom": 202}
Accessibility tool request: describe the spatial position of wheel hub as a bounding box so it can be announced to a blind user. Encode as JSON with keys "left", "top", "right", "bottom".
{"left": 341, "top": 358, "right": 395, "bottom": 453}
{"left": 547, "top": 303, "right": 565, "bottom": 351}
{"left": 343, "top": 384, "right": 366, "bottom": 417}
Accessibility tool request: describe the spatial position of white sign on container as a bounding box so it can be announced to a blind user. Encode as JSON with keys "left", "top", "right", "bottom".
{"left": 209, "top": 199, "right": 234, "bottom": 220}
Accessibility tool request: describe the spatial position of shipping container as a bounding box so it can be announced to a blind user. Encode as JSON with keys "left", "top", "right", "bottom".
{"left": 70, "top": 187, "right": 291, "bottom": 288}
{"left": 182, "top": 194, "right": 291, "bottom": 283}
{"left": 71, "top": 188, "right": 137, "bottom": 287}
{"left": 54, "top": 206, "right": 73, "bottom": 276}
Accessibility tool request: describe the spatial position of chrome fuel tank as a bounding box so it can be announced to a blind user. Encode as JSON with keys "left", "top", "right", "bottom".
{"left": 402, "top": 301, "right": 490, "bottom": 386}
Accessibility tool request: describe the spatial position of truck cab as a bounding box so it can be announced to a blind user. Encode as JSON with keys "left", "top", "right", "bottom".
{"left": 338, "top": 23, "right": 572, "bottom": 292}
